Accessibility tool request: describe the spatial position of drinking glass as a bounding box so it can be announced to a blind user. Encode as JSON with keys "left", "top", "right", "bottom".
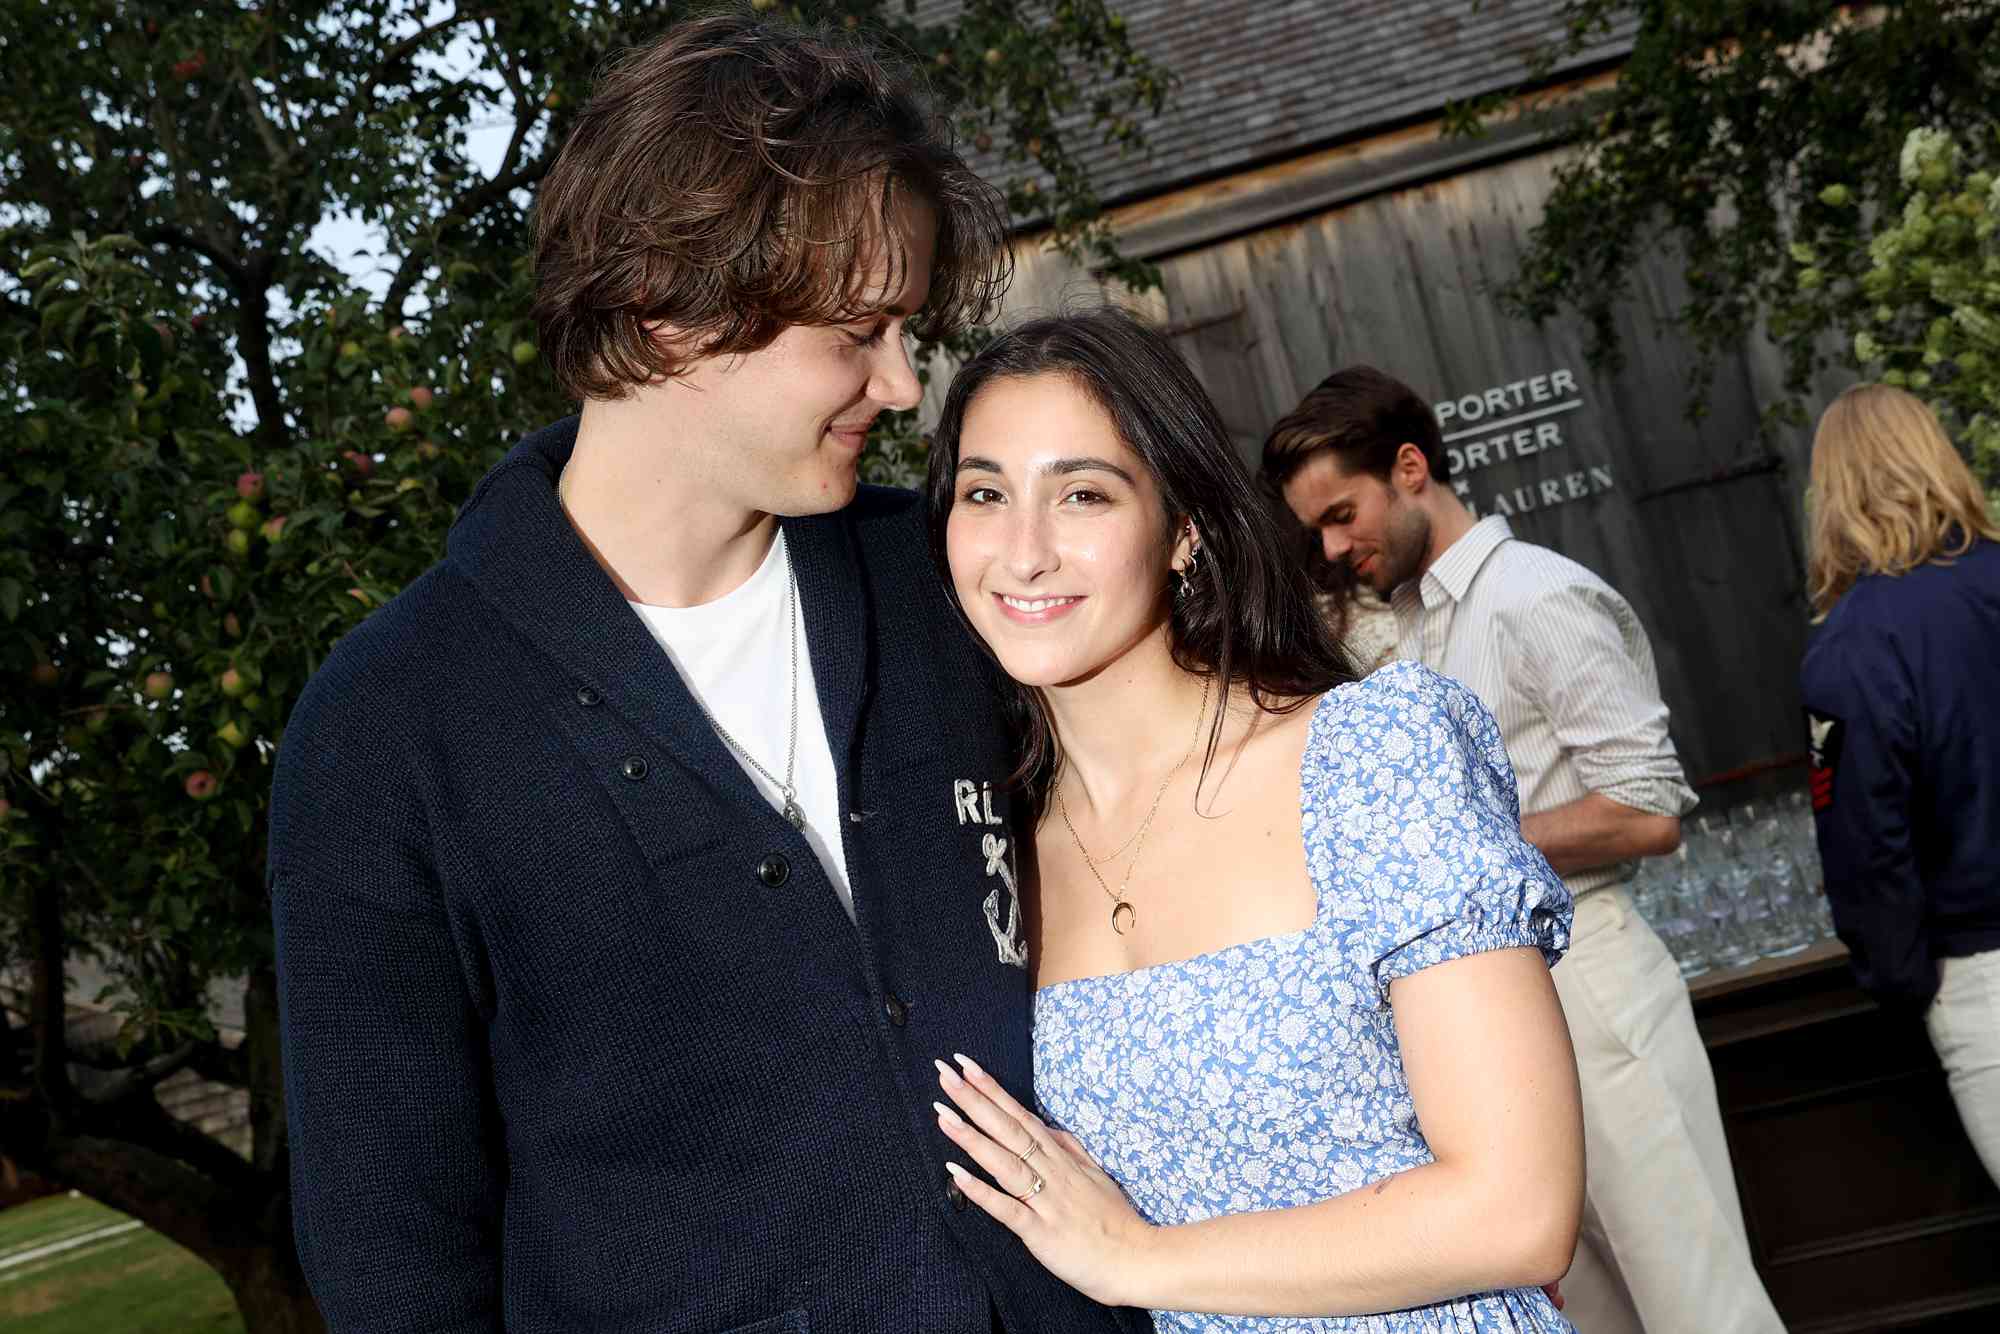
{"left": 1656, "top": 873, "right": 1712, "bottom": 978}
{"left": 1711, "top": 825, "right": 1784, "bottom": 958}
{"left": 1627, "top": 857, "right": 1666, "bottom": 926}
{"left": 1693, "top": 810, "right": 1730, "bottom": 850}
{"left": 1684, "top": 813, "right": 1726, "bottom": 880}
{"left": 1761, "top": 808, "right": 1827, "bottom": 946}
{"left": 1781, "top": 788, "right": 1824, "bottom": 885}
{"left": 1776, "top": 787, "right": 1841, "bottom": 940}
{"left": 1679, "top": 842, "right": 1758, "bottom": 969}
{"left": 1731, "top": 801, "right": 1774, "bottom": 853}
{"left": 1753, "top": 846, "right": 1816, "bottom": 958}
{"left": 1720, "top": 804, "right": 1816, "bottom": 956}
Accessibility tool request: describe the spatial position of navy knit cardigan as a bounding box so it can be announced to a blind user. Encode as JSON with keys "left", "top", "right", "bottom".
{"left": 270, "top": 418, "right": 1141, "bottom": 1334}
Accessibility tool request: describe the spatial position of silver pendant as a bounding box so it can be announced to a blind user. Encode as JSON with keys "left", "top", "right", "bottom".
{"left": 783, "top": 798, "right": 807, "bottom": 832}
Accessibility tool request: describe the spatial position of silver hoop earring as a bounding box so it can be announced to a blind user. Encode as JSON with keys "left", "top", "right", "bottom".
{"left": 1174, "top": 545, "right": 1201, "bottom": 603}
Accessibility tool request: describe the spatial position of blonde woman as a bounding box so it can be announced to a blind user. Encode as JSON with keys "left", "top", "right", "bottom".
{"left": 1801, "top": 383, "right": 2000, "bottom": 1187}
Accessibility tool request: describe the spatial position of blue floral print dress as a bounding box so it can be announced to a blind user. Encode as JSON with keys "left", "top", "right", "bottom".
{"left": 1033, "top": 663, "right": 1575, "bottom": 1333}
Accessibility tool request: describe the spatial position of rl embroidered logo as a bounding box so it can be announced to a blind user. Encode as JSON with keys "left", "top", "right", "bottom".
{"left": 1804, "top": 708, "right": 1845, "bottom": 812}
{"left": 954, "top": 778, "right": 1028, "bottom": 968}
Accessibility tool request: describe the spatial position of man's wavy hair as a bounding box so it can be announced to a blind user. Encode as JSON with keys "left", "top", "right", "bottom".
{"left": 1259, "top": 366, "right": 1449, "bottom": 495}
{"left": 533, "top": 12, "right": 1009, "bottom": 401}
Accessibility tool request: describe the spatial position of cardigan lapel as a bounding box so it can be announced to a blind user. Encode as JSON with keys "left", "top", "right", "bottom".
{"left": 781, "top": 508, "right": 868, "bottom": 803}
{"left": 445, "top": 420, "right": 885, "bottom": 1028}
{"left": 447, "top": 420, "right": 769, "bottom": 817}
{"left": 445, "top": 420, "right": 872, "bottom": 858}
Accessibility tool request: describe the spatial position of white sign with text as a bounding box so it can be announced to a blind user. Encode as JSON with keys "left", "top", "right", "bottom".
{"left": 1434, "top": 367, "right": 1615, "bottom": 519}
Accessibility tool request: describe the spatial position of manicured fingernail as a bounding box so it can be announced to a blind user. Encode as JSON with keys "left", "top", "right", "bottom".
{"left": 934, "top": 1058, "right": 961, "bottom": 1085}
{"left": 933, "top": 1101, "right": 963, "bottom": 1127}
{"left": 954, "top": 1052, "right": 985, "bottom": 1078}
{"left": 944, "top": 1161, "right": 970, "bottom": 1181}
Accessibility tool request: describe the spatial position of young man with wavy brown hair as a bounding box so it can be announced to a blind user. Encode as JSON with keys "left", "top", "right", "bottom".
{"left": 270, "top": 14, "right": 1140, "bottom": 1334}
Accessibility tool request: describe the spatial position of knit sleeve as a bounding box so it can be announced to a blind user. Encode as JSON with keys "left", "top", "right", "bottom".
{"left": 270, "top": 654, "right": 505, "bottom": 1333}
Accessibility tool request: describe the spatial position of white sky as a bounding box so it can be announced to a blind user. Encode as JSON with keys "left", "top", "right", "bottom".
{"left": 304, "top": 24, "right": 527, "bottom": 315}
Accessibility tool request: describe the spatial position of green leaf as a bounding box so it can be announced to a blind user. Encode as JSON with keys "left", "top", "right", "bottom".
{"left": 38, "top": 297, "right": 85, "bottom": 336}
{"left": 62, "top": 302, "right": 91, "bottom": 346}
{"left": 0, "top": 578, "right": 19, "bottom": 622}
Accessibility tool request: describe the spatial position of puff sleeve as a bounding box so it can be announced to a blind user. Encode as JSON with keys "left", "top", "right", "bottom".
{"left": 1305, "top": 662, "right": 1573, "bottom": 1007}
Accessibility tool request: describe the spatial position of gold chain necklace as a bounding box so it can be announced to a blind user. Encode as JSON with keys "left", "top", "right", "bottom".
{"left": 1053, "top": 675, "right": 1211, "bottom": 936}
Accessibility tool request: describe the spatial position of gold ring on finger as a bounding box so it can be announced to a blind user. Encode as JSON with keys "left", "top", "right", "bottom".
{"left": 1017, "top": 1139, "right": 1043, "bottom": 1166}
{"left": 1011, "top": 1170, "right": 1046, "bottom": 1202}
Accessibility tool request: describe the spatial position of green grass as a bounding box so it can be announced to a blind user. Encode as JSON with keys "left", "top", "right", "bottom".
{"left": 0, "top": 1192, "right": 243, "bottom": 1333}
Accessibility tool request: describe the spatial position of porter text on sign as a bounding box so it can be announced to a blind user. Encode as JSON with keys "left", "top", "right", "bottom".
{"left": 1433, "top": 367, "right": 1615, "bottom": 518}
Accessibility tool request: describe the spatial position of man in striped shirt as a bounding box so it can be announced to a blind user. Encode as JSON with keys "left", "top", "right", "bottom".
{"left": 1263, "top": 367, "right": 1782, "bottom": 1334}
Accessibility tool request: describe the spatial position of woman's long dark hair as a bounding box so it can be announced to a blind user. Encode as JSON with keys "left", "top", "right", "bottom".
{"left": 925, "top": 307, "right": 1357, "bottom": 808}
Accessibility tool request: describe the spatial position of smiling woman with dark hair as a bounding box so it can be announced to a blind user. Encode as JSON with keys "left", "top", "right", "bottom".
{"left": 922, "top": 307, "right": 1586, "bottom": 1331}
{"left": 924, "top": 306, "right": 1356, "bottom": 804}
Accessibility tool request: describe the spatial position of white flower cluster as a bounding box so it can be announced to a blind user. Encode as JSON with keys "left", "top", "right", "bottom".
{"left": 1830, "top": 129, "right": 1996, "bottom": 501}
{"left": 1899, "top": 126, "right": 1959, "bottom": 188}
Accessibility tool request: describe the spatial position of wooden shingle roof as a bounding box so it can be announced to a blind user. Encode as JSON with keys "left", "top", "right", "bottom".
{"left": 911, "top": 0, "right": 1634, "bottom": 209}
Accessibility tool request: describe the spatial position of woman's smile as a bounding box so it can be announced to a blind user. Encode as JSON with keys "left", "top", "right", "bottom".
{"left": 995, "top": 592, "right": 1087, "bottom": 623}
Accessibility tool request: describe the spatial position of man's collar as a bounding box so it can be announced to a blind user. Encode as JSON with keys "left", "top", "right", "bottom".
{"left": 1411, "top": 514, "right": 1513, "bottom": 608}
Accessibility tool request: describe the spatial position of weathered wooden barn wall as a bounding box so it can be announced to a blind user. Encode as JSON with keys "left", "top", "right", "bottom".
{"left": 967, "top": 145, "right": 1833, "bottom": 789}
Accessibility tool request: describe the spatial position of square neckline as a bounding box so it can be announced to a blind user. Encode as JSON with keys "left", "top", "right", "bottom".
{"left": 1034, "top": 683, "right": 1356, "bottom": 996}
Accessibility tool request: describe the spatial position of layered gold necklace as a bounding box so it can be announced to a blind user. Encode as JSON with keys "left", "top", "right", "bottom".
{"left": 1053, "top": 676, "right": 1211, "bottom": 935}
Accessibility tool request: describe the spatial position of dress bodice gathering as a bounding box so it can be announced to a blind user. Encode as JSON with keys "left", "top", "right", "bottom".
{"left": 1033, "top": 663, "right": 1574, "bottom": 1333}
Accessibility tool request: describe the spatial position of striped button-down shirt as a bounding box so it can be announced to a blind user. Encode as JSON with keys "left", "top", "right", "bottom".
{"left": 1392, "top": 516, "right": 1696, "bottom": 899}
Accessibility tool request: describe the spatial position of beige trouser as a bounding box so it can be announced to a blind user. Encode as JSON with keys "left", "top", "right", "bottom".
{"left": 1927, "top": 947, "right": 2000, "bottom": 1188}
{"left": 1549, "top": 888, "right": 1785, "bottom": 1334}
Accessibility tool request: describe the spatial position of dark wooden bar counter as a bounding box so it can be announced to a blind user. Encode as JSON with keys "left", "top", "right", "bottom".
{"left": 1689, "top": 942, "right": 2000, "bottom": 1331}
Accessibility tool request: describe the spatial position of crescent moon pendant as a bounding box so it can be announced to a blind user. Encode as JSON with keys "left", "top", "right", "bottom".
{"left": 1111, "top": 901, "right": 1137, "bottom": 935}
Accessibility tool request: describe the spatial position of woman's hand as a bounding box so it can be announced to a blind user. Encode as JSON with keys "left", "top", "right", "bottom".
{"left": 934, "top": 1052, "right": 1157, "bottom": 1308}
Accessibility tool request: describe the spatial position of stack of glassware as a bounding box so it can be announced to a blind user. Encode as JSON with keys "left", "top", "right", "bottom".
{"left": 1625, "top": 786, "right": 1839, "bottom": 979}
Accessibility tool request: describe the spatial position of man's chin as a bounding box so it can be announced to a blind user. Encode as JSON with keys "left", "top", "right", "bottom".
{"left": 1362, "top": 552, "right": 1414, "bottom": 597}
{"left": 777, "top": 465, "right": 861, "bottom": 516}
{"left": 1348, "top": 561, "right": 1390, "bottom": 598}
{"left": 825, "top": 465, "right": 862, "bottom": 508}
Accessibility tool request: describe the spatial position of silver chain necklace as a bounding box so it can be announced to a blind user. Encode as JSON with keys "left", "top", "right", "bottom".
{"left": 698, "top": 551, "right": 806, "bottom": 832}
{"left": 560, "top": 465, "right": 808, "bottom": 833}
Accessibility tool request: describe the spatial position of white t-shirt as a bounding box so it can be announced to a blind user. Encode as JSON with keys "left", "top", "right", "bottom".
{"left": 629, "top": 531, "right": 853, "bottom": 919}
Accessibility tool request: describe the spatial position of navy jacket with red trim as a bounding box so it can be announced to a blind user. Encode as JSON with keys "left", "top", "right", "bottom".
{"left": 1799, "top": 536, "right": 2000, "bottom": 1009}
